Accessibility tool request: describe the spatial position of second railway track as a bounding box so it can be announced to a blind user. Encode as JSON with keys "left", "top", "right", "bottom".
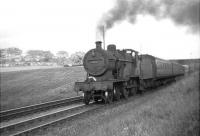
{"left": 0, "top": 96, "right": 101, "bottom": 136}
{"left": 0, "top": 102, "right": 100, "bottom": 136}
{"left": 0, "top": 96, "right": 83, "bottom": 121}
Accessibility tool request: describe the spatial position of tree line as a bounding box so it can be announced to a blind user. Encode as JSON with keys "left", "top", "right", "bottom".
{"left": 0, "top": 47, "right": 85, "bottom": 67}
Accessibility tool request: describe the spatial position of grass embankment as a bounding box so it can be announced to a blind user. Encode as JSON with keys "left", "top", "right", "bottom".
{"left": 0, "top": 66, "right": 86, "bottom": 111}
{"left": 92, "top": 72, "right": 199, "bottom": 136}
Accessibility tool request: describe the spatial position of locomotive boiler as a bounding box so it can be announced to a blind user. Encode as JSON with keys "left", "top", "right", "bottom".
{"left": 75, "top": 41, "right": 184, "bottom": 104}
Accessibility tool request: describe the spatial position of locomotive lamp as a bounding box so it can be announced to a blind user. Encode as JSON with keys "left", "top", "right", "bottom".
{"left": 105, "top": 91, "right": 108, "bottom": 97}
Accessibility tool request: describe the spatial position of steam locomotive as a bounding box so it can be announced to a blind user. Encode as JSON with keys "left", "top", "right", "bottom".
{"left": 75, "top": 41, "right": 184, "bottom": 104}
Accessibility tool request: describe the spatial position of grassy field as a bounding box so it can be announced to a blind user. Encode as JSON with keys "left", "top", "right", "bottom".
{"left": 0, "top": 66, "right": 86, "bottom": 111}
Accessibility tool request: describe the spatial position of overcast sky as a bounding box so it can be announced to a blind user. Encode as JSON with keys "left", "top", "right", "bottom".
{"left": 0, "top": 0, "right": 199, "bottom": 59}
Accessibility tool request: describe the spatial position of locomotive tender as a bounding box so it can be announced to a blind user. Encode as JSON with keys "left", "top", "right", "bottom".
{"left": 75, "top": 41, "right": 184, "bottom": 104}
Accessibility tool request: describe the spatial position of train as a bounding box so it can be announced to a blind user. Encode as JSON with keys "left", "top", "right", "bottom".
{"left": 74, "top": 41, "right": 185, "bottom": 104}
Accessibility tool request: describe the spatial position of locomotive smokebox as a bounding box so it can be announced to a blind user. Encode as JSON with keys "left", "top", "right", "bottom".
{"left": 95, "top": 41, "right": 102, "bottom": 50}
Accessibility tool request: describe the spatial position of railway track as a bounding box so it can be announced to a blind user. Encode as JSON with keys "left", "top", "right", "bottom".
{"left": 0, "top": 103, "right": 99, "bottom": 136}
{"left": 0, "top": 96, "right": 83, "bottom": 121}
{"left": 0, "top": 97, "right": 100, "bottom": 136}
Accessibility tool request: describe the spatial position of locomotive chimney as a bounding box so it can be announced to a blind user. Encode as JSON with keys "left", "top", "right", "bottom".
{"left": 95, "top": 41, "right": 102, "bottom": 50}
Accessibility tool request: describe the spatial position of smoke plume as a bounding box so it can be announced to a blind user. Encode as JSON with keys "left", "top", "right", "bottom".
{"left": 97, "top": 0, "right": 200, "bottom": 33}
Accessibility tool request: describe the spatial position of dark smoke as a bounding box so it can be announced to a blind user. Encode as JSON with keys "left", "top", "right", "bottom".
{"left": 97, "top": 0, "right": 200, "bottom": 33}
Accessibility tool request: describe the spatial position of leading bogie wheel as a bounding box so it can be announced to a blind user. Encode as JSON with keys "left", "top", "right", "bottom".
{"left": 113, "top": 87, "right": 120, "bottom": 101}
{"left": 129, "top": 87, "right": 137, "bottom": 96}
{"left": 122, "top": 87, "right": 129, "bottom": 99}
{"left": 83, "top": 92, "right": 90, "bottom": 105}
{"left": 105, "top": 90, "right": 113, "bottom": 104}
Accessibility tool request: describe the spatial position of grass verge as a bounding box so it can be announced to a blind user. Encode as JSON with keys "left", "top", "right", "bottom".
{"left": 0, "top": 66, "right": 86, "bottom": 110}
{"left": 91, "top": 72, "right": 199, "bottom": 136}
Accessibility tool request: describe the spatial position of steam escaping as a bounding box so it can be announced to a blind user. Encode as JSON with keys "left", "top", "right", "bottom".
{"left": 97, "top": 0, "right": 200, "bottom": 33}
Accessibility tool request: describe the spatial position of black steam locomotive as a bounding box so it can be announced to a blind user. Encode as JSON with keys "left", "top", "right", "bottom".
{"left": 75, "top": 41, "right": 184, "bottom": 104}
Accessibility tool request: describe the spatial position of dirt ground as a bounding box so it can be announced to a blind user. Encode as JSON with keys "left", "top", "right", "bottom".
{"left": 0, "top": 66, "right": 86, "bottom": 110}
{"left": 36, "top": 72, "right": 199, "bottom": 136}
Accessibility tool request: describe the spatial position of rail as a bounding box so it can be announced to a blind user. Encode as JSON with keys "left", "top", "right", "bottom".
{"left": 0, "top": 96, "right": 83, "bottom": 121}
{"left": 0, "top": 103, "right": 100, "bottom": 136}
